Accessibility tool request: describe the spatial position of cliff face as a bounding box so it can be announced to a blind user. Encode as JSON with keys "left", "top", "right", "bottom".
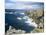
{"left": 25, "top": 8, "right": 44, "bottom": 32}
{"left": 30, "top": 9, "right": 43, "bottom": 17}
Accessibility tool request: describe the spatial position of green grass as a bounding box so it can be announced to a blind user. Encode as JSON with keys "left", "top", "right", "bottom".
{"left": 32, "top": 28, "right": 44, "bottom": 33}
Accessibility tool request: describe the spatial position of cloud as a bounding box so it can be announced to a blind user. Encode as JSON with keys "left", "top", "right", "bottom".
{"left": 5, "top": 3, "right": 42, "bottom": 9}
{"left": 5, "top": 3, "right": 15, "bottom": 9}
{"left": 7, "top": 0, "right": 43, "bottom": 2}
{"left": 5, "top": 0, "right": 43, "bottom": 9}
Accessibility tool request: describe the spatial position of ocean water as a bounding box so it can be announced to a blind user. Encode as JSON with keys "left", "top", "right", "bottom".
{"left": 5, "top": 9, "right": 37, "bottom": 33}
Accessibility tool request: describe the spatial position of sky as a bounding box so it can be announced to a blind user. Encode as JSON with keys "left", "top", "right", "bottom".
{"left": 5, "top": 0, "right": 44, "bottom": 9}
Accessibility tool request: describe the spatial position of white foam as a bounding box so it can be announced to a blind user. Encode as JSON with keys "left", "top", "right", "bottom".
{"left": 20, "top": 13, "right": 25, "bottom": 15}
{"left": 9, "top": 12, "right": 13, "bottom": 14}
{"left": 5, "top": 12, "right": 13, "bottom": 14}
{"left": 25, "top": 16, "right": 37, "bottom": 28}
{"left": 22, "top": 16, "right": 27, "bottom": 19}
{"left": 17, "top": 17, "right": 22, "bottom": 20}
